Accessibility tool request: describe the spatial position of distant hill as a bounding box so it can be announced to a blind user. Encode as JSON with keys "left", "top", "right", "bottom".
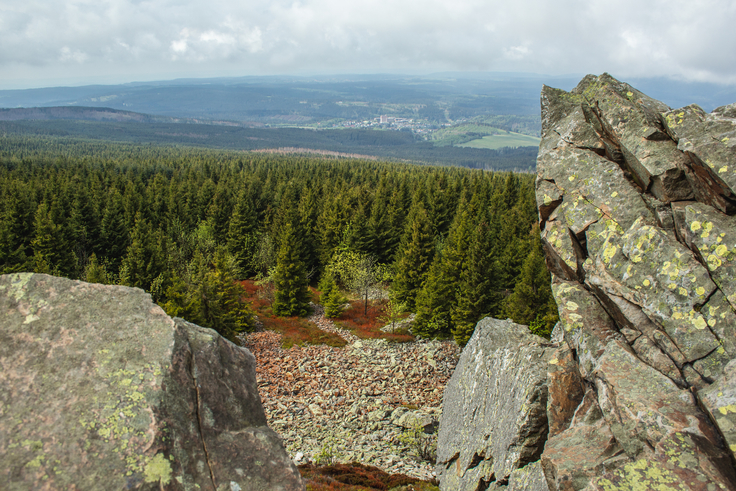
{"left": 0, "top": 106, "right": 176, "bottom": 123}
{"left": 1, "top": 73, "right": 734, "bottom": 125}
{"left": 0, "top": 74, "right": 566, "bottom": 125}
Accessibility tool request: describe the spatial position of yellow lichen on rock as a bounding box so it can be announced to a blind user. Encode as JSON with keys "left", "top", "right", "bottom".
{"left": 144, "top": 453, "right": 173, "bottom": 485}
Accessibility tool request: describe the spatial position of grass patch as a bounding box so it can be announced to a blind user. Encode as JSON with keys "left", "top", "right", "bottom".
{"left": 431, "top": 123, "right": 500, "bottom": 147}
{"left": 458, "top": 131, "right": 540, "bottom": 149}
{"left": 240, "top": 281, "right": 412, "bottom": 346}
{"left": 335, "top": 300, "right": 414, "bottom": 343}
{"left": 261, "top": 315, "right": 347, "bottom": 348}
{"left": 239, "top": 280, "right": 347, "bottom": 348}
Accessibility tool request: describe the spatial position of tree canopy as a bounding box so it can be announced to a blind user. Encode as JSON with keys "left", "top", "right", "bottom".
{"left": 0, "top": 135, "right": 556, "bottom": 342}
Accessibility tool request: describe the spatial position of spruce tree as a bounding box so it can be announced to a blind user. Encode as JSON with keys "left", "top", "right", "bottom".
{"left": 320, "top": 273, "right": 346, "bottom": 318}
{"left": 201, "top": 251, "right": 255, "bottom": 342}
{"left": 391, "top": 202, "right": 434, "bottom": 311}
{"left": 413, "top": 258, "right": 454, "bottom": 338}
{"left": 272, "top": 222, "right": 311, "bottom": 317}
{"left": 227, "top": 190, "right": 258, "bottom": 276}
{"left": 119, "top": 213, "right": 165, "bottom": 292}
{"left": 100, "top": 188, "right": 129, "bottom": 274}
{"left": 505, "top": 225, "right": 558, "bottom": 337}
{"left": 413, "top": 194, "right": 475, "bottom": 338}
{"left": 451, "top": 219, "right": 500, "bottom": 346}
{"left": 83, "top": 254, "right": 111, "bottom": 285}
{"left": 0, "top": 183, "right": 34, "bottom": 273}
{"left": 31, "top": 201, "right": 74, "bottom": 276}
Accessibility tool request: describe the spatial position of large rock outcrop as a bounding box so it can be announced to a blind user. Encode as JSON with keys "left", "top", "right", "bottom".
{"left": 436, "top": 318, "right": 554, "bottom": 491}
{"left": 538, "top": 74, "right": 736, "bottom": 490}
{"left": 438, "top": 74, "right": 736, "bottom": 491}
{"left": 0, "top": 273, "right": 304, "bottom": 491}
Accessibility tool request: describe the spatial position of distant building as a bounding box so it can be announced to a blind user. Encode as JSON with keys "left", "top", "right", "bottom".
{"left": 380, "top": 115, "right": 388, "bottom": 124}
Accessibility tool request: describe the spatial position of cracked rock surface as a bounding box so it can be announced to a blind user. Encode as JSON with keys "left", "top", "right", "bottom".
{"left": 538, "top": 74, "right": 736, "bottom": 490}
{"left": 436, "top": 74, "right": 736, "bottom": 491}
{"left": 0, "top": 273, "right": 303, "bottom": 491}
{"left": 436, "top": 318, "right": 555, "bottom": 491}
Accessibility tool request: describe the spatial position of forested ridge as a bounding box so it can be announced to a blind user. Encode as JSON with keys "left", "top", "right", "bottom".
{"left": 0, "top": 135, "right": 557, "bottom": 344}
{"left": 0, "top": 120, "right": 538, "bottom": 170}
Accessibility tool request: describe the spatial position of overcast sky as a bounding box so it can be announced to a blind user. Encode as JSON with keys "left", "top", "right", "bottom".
{"left": 1, "top": 0, "right": 735, "bottom": 90}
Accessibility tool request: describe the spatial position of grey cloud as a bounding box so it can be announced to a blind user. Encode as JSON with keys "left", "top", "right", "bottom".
{"left": 1, "top": 0, "right": 735, "bottom": 88}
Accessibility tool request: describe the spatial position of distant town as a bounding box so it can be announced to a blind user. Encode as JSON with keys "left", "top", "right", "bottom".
{"left": 329, "top": 115, "right": 457, "bottom": 135}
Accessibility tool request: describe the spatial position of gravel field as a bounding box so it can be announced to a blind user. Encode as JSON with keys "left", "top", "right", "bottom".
{"left": 242, "top": 305, "right": 461, "bottom": 480}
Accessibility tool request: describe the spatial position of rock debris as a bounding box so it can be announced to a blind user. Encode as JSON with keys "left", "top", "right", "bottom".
{"left": 243, "top": 304, "right": 460, "bottom": 480}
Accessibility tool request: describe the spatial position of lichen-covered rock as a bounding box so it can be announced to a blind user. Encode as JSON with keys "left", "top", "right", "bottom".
{"left": 534, "top": 74, "right": 736, "bottom": 491}
{"left": 702, "top": 359, "right": 736, "bottom": 462}
{"left": 542, "top": 389, "right": 624, "bottom": 491}
{"left": 507, "top": 461, "right": 549, "bottom": 491}
{"left": 674, "top": 201, "right": 736, "bottom": 310}
{"left": 435, "top": 317, "right": 554, "bottom": 491}
{"left": 573, "top": 74, "right": 694, "bottom": 202}
{"left": 664, "top": 102, "right": 736, "bottom": 212}
{"left": 0, "top": 273, "right": 304, "bottom": 491}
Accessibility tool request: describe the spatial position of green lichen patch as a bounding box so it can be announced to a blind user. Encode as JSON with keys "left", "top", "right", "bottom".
{"left": 144, "top": 453, "right": 172, "bottom": 485}
{"left": 542, "top": 219, "right": 578, "bottom": 271}
{"left": 667, "top": 104, "right": 736, "bottom": 203}
{"left": 552, "top": 280, "right": 617, "bottom": 378}
{"left": 679, "top": 202, "right": 736, "bottom": 313}
{"left": 537, "top": 142, "right": 654, "bottom": 264}
{"left": 591, "top": 217, "right": 720, "bottom": 363}
{"left": 592, "top": 457, "right": 687, "bottom": 491}
{"left": 0, "top": 274, "right": 177, "bottom": 489}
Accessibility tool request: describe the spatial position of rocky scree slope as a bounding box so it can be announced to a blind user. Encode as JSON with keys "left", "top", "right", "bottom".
{"left": 436, "top": 73, "right": 736, "bottom": 491}
{"left": 0, "top": 273, "right": 303, "bottom": 491}
{"left": 244, "top": 304, "right": 460, "bottom": 481}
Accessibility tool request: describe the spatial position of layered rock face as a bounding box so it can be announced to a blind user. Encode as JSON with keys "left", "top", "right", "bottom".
{"left": 438, "top": 74, "right": 736, "bottom": 491}
{"left": 538, "top": 74, "right": 736, "bottom": 490}
{"left": 436, "top": 318, "right": 554, "bottom": 490}
{"left": 0, "top": 273, "right": 304, "bottom": 491}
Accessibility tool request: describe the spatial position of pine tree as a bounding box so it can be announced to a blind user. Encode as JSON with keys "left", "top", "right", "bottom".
{"left": 272, "top": 222, "right": 311, "bottom": 317}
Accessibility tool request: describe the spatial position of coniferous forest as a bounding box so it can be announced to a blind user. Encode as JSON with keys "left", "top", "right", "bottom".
{"left": 0, "top": 135, "right": 558, "bottom": 344}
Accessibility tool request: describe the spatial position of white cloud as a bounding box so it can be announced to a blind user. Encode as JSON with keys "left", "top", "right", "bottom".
{"left": 59, "top": 47, "right": 88, "bottom": 63}
{"left": 0, "top": 0, "right": 735, "bottom": 88}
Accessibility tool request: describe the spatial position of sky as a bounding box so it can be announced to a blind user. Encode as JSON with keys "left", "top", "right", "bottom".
{"left": 1, "top": 0, "right": 736, "bottom": 90}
